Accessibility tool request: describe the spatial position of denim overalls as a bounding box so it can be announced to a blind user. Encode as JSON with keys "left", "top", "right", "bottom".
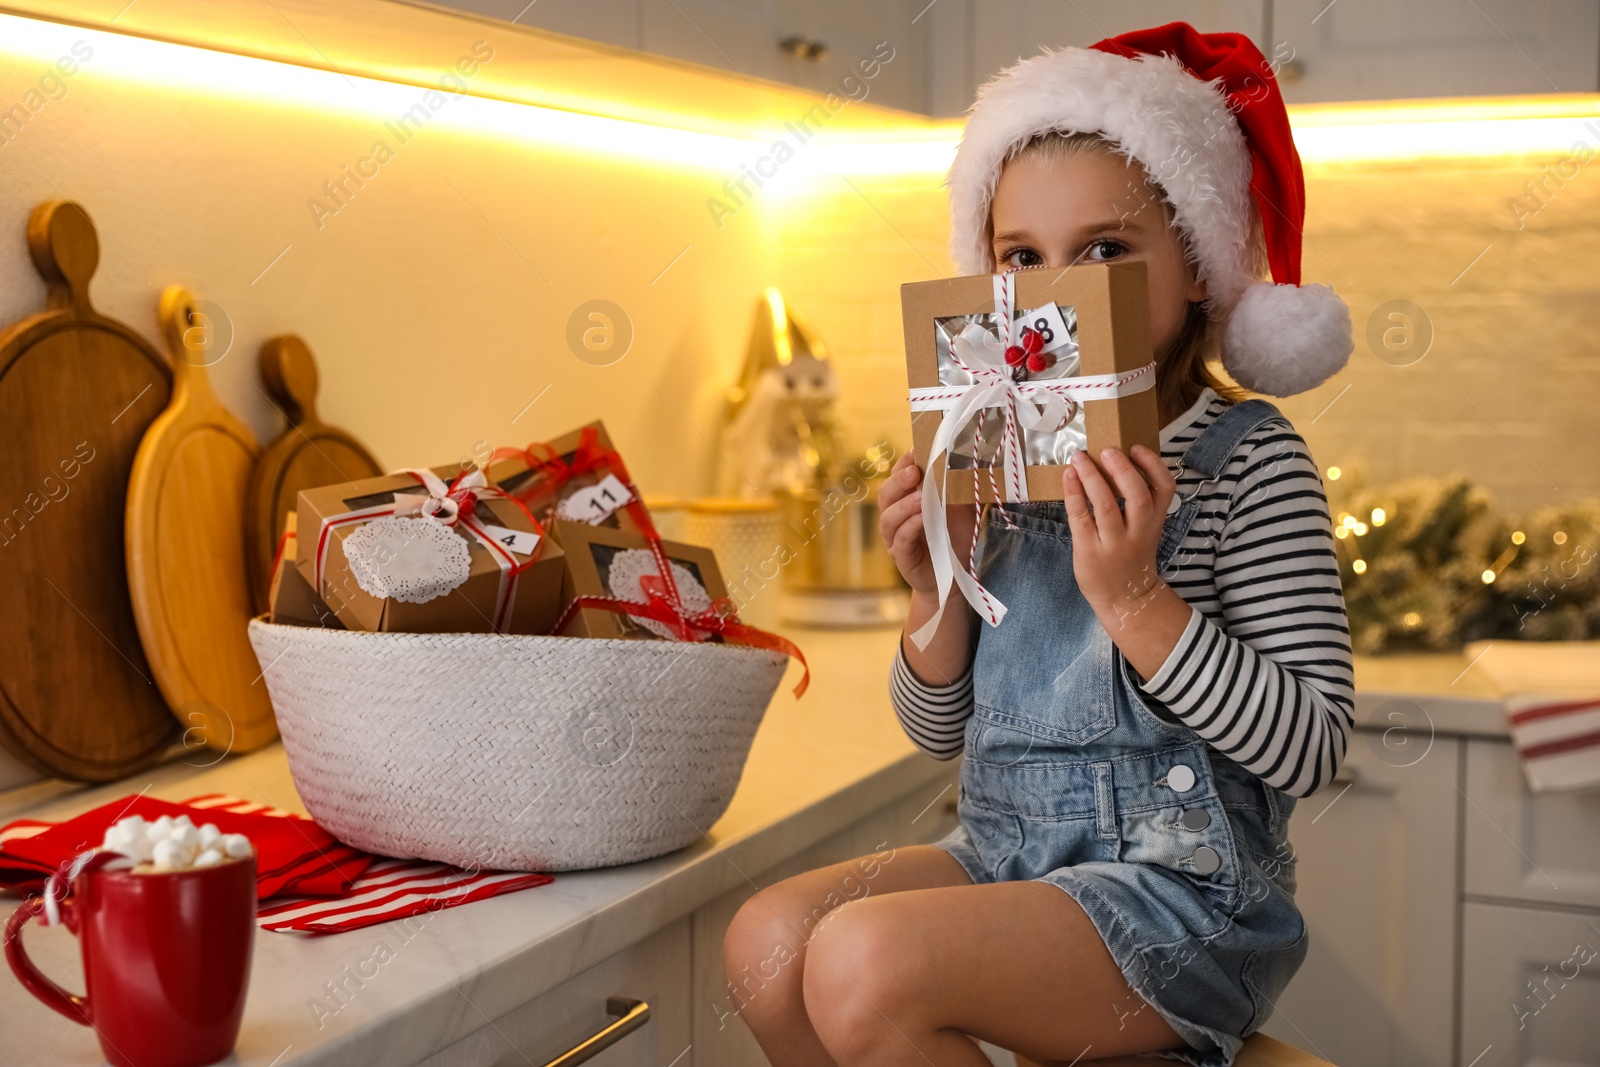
{"left": 933, "top": 399, "right": 1309, "bottom": 1067}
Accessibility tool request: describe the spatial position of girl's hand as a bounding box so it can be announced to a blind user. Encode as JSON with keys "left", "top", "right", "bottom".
{"left": 1060, "top": 445, "right": 1176, "bottom": 618}
{"left": 877, "top": 451, "right": 976, "bottom": 595}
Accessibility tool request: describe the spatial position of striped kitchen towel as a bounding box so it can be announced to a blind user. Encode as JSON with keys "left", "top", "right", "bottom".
{"left": 180, "top": 794, "right": 556, "bottom": 935}
{"left": 1465, "top": 639, "right": 1600, "bottom": 793}
{"left": 2, "top": 793, "right": 554, "bottom": 935}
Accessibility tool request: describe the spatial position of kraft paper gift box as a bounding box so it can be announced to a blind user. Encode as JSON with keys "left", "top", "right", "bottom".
{"left": 487, "top": 420, "right": 655, "bottom": 537}
{"left": 550, "top": 518, "right": 731, "bottom": 641}
{"left": 294, "top": 465, "right": 565, "bottom": 635}
{"left": 267, "top": 512, "right": 343, "bottom": 630}
{"left": 901, "top": 260, "right": 1161, "bottom": 505}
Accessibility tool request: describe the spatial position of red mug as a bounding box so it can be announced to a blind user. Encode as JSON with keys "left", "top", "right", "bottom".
{"left": 5, "top": 849, "right": 256, "bottom": 1067}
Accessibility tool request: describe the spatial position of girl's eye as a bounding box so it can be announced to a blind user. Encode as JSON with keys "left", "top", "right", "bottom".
{"left": 1001, "top": 247, "right": 1043, "bottom": 268}
{"left": 1085, "top": 238, "right": 1127, "bottom": 262}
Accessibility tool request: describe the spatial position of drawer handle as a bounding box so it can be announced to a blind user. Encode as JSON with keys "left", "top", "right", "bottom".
{"left": 539, "top": 996, "right": 650, "bottom": 1067}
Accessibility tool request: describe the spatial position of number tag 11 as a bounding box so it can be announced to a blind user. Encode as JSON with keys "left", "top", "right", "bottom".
{"left": 556, "top": 473, "right": 635, "bottom": 525}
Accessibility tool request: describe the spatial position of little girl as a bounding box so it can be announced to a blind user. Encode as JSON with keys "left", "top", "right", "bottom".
{"left": 724, "top": 23, "right": 1355, "bottom": 1067}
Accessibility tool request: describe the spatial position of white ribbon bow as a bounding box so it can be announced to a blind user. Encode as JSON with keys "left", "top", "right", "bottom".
{"left": 904, "top": 272, "right": 1157, "bottom": 652}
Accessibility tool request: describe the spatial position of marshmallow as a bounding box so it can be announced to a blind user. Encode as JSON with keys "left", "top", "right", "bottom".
{"left": 151, "top": 837, "right": 184, "bottom": 869}
{"left": 97, "top": 813, "right": 252, "bottom": 872}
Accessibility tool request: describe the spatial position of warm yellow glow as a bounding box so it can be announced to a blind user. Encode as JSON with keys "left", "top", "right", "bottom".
{"left": 1481, "top": 569, "right": 1497, "bottom": 584}
{"left": 1554, "top": 531, "right": 1569, "bottom": 545}
{"left": 1403, "top": 611, "right": 1421, "bottom": 627}
{"left": 1326, "top": 466, "right": 1342, "bottom": 480}
{"left": 1, "top": 12, "right": 1593, "bottom": 177}
{"left": 1352, "top": 558, "right": 1366, "bottom": 573}
{"left": 1512, "top": 530, "right": 1526, "bottom": 544}
{"left": 1353, "top": 521, "right": 1368, "bottom": 535}
{"left": 1370, "top": 507, "right": 1386, "bottom": 525}
{"left": 1291, "top": 95, "right": 1600, "bottom": 162}
{"left": 1335, "top": 527, "right": 1349, "bottom": 540}
{"left": 766, "top": 288, "right": 792, "bottom": 366}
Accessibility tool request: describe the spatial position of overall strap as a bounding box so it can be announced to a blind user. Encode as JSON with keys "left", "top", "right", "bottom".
{"left": 1155, "top": 398, "right": 1287, "bottom": 573}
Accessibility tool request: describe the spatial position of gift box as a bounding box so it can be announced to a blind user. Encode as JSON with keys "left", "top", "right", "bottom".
{"left": 267, "top": 513, "right": 343, "bottom": 629}
{"left": 294, "top": 465, "right": 565, "bottom": 635}
{"left": 550, "top": 518, "right": 733, "bottom": 641}
{"left": 487, "top": 421, "right": 655, "bottom": 537}
{"left": 901, "top": 260, "right": 1161, "bottom": 505}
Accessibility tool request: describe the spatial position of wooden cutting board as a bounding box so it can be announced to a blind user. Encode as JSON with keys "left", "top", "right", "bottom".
{"left": 126, "top": 285, "right": 276, "bottom": 755}
{"left": 0, "top": 201, "right": 177, "bottom": 781}
{"left": 245, "top": 334, "right": 382, "bottom": 611}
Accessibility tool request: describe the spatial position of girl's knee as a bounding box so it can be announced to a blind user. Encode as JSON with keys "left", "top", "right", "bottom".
{"left": 801, "top": 899, "right": 917, "bottom": 1053}
{"left": 721, "top": 888, "right": 811, "bottom": 1019}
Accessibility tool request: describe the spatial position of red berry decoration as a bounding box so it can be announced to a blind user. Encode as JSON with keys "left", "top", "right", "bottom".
{"left": 1021, "top": 328, "right": 1045, "bottom": 356}
{"left": 1003, "top": 344, "right": 1026, "bottom": 367}
{"left": 1026, "top": 351, "right": 1049, "bottom": 373}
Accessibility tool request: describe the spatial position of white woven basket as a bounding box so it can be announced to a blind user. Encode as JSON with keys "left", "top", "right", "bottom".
{"left": 246, "top": 619, "right": 789, "bottom": 872}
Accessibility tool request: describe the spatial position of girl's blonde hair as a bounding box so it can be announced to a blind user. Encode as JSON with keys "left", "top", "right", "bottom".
{"left": 1002, "top": 131, "right": 1260, "bottom": 417}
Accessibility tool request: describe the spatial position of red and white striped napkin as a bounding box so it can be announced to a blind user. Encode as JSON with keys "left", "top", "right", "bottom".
{"left": 2, "top": 793, "right": 554, "bottom": 935}
{"left": 1466, "top": 639, "right": 1600, "bottom": 793}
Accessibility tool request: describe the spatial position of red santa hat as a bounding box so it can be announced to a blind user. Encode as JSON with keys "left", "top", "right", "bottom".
{"left": 945, "top": 22, "right": 1353, "bottom": 398}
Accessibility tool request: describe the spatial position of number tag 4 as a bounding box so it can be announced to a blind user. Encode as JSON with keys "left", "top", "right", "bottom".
{"left": 556, "top": 473, "right": 635, "bottom": 525}
{"left": 1017, "top": 302, "right": 1072, "bottom": 355}
{"left": 479, "top": 524, "right": 541, "bottom": 556}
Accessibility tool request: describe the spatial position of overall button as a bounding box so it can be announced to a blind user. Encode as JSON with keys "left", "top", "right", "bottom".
{"left": 1190, "top": 845, "right": 1221, "bottom": 876}
{"left": 1166, "top": 764, "right": 1196, "bottom": 792}
{"left": 1179, "top": 807, "right": 1211, "bottom": 832}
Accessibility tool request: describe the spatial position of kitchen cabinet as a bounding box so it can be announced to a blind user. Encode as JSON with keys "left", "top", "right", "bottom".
{"left": 414, "top": 0, "right": 927, "bottom": 111}
{"left": 1261, "top": 732, "right": 1462, "bottom": 1067}
{"left": 1460, "top": 901, "right": 1600, "bottom": 1067}
{"left": 1261, "top": 731, "right": 1600, "bottom": 1066}
{"left": 430, "top": 0, "right": 645, "bottom": 50}
{"left": 414, "top": 918, "right": 693, "bottom": 1067}
{"left": 1464, "top": 735, "right": 1600, "bottom": 912}
{"left": 1270, "top": 0, "right": 1600, "bottom": 104}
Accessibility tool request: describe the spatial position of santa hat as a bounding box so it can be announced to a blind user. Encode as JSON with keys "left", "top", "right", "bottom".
{"left": 945, "top": 22, "right": 1353, "bottom": 398}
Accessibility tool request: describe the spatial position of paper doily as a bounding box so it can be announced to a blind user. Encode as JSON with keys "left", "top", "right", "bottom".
{"left": 341, "top": 515, "right": 472, "bottom": 604}
{"left": 604, "top": 548, "right": 712, "bottom": 639}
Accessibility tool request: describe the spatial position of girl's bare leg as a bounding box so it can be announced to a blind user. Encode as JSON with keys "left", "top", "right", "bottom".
{"left": 722, "top": 843, "right": 976, "bottom": 1067}
{"left": 800, "top": 878, "right": 1192, "bottom": 1066}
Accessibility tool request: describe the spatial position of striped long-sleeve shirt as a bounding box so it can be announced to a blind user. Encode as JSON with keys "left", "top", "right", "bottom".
{"left": 890, "top": 386, "right": 1355, "bottom": 798}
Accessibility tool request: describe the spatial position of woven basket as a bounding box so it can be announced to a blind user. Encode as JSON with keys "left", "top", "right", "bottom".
{"left": 246, "top": 619, "right": 790, "bottom": 871}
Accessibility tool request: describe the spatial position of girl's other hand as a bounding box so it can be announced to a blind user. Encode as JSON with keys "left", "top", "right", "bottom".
{"left": 877, "top": 451, "right": 977, "bottom": 595}
{"left": 1060, "top": 444, "right": 1176, "bottom": 613}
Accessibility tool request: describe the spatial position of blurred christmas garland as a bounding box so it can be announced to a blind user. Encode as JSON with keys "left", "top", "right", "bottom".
{"left": 1324, "top": 470, "right": 1600, "bottom": 654}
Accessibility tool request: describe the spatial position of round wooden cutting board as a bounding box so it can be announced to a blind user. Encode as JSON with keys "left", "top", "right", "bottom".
{"left": 126, "top": 285, "right": 276, "bottom": 755}
{"left": 0, "top": 201, "right": 177, "bottom": 781}
{"left": 245, "top": 333, "right": 382, "bottom": 610}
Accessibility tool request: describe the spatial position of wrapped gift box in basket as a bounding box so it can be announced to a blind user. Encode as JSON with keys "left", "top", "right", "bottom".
{"left": 248, "top": 432, "right": 808, "bottom": 873}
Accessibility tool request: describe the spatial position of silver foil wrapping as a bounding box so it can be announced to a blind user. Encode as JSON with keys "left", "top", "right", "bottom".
{"left": 933, "top": 306, "right": 1085, "bottom": 470}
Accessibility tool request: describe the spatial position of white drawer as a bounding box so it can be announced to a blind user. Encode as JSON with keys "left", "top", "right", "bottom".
{"left": 1461, "top": 900, "right": 1600, "bottom": 1065}
{"left": 415, "top": 917, "right": 691, "bottom": 1067}
{"left": 1464, "top": 738, "right": 1600, "bottom": 910}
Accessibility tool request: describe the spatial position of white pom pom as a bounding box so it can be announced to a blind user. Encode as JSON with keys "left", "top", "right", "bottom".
{"left": 1221, "top": 282, "right": 1354, "bottom": 397}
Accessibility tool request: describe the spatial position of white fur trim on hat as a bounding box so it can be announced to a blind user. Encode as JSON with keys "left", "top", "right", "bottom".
{"left": 947, "top": 46, "right": 1352, "bottom": 397}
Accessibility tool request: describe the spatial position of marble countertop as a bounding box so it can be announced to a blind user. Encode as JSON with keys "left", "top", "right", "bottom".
{"left": 1, "top": 630, "right": 1513, "bottom": 1066}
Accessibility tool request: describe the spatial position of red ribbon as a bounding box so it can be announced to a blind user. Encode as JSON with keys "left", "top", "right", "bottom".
{"left": 497, "top": 430, "right": 808, "bottom": 698}
{"left": 488, "top": 426, "right": 662, "bottom": 541}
